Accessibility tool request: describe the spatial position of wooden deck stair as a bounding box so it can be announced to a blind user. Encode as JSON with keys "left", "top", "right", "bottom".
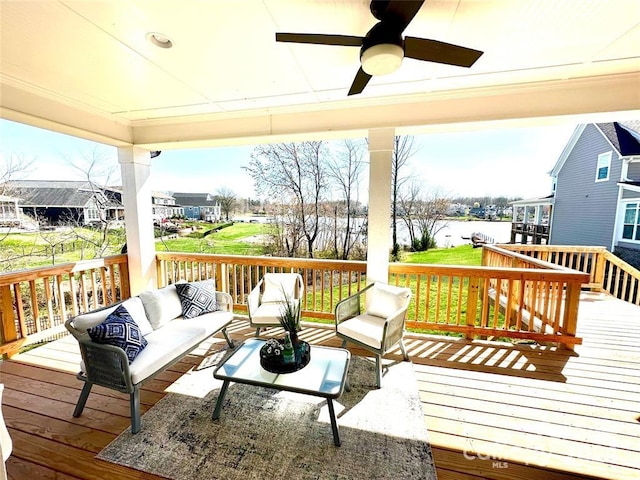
{"left": 1, "top": 291, "right": 639, "bottom": 480}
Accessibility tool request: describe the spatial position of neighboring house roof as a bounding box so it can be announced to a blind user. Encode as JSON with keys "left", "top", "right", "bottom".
{"left": 550, "top": 122, "right": 640, "bottom": 177}
{"left": 595, "top": 121, "right": 640, "bottom": 156}
{"left": 151, "top": 191, "right": 174, "bottom": 199}
{"left": 6, "top": 180, "right": 121, "bottom": 208}
{"left": 171, "top": 192, "right": 219, "bottom": 207}
{"left": 510, "top": 194, "right": 554, "bottom": 206}
{"left": 619, "top": 181, "right": 640, "bottom": 194}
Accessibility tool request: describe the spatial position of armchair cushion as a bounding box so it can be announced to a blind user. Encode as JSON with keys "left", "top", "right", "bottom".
{"left": 261, "top": 273, "right": 300, "bottom": 303}
{"left": 87, "top": 305, "right": 148, "bottom": 363}
{"left": 251, "top": 301, "right": 287, "bottom": 326}
{"left": 337, "top": 313, "right": 385, "bottom": 350}
{"left": 366, "top": 283, "right": 411, "bottom": 319}
{"left": 175, "top": 280, "right": 219, "bottom": 319}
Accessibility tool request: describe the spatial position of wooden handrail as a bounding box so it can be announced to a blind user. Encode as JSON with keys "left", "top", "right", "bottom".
{"left": 155, "top": 252, "right": 368, "bottom": 320}
{"left": 158, "top": 252, "right": 587, "bottom": 349}
{"left": 390, "top": 261, "right": 588, "bottom": 348}
{"left": 2, "top": 248, "right": 598, "bottom": 357}
{"left": 495, "top": 244, "right": 640, "bottom": 305}
{"left": 0, "top": 254, "right": 129, "bottom": 357}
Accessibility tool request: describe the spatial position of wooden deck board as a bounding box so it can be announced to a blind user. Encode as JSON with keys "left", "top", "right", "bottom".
{"left": 1, "top": 291, "right": 639, "bottom": 480}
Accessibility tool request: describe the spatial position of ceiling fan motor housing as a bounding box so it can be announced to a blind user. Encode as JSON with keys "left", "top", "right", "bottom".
{"left": 360, "top": 22, "right": 404, "bottom": 75}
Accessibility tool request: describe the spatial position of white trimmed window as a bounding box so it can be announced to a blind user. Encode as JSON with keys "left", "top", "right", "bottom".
{"left": 595, "top": 151, "right": 611, "bottom": 182}
{"left": 622, "top": 202, "right": 640, "bottom": 242}
{"left": 86, "top": 208, "right": 100, "bottom": 221}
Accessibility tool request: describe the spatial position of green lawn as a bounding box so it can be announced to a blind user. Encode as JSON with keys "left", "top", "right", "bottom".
{"left": 403, "top": 244, "right": 482, "bottom": 265}
{"left": 157, "top": 222, "right": 269, "bottom": 255}
{"left": 2, "top": 223, "right": 480, "bottom": 270}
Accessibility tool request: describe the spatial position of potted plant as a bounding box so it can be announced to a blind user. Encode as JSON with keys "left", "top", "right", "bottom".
{"left": 278, "top": 290, "right": 301, "bottom": 346}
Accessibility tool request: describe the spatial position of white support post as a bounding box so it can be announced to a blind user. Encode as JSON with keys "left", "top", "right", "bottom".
{"left": 366, "top": 128, "right": 395, "bottom": 284}
{"left": 535, "top": 205, "right": 543, "bottom": 225}
{"left": 118, "top": 146, "right": 157, "bottom": 295}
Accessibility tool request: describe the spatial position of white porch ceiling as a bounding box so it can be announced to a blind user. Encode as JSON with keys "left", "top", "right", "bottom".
{"left": 1, "top": 0, "right": 639, "bottom": 149}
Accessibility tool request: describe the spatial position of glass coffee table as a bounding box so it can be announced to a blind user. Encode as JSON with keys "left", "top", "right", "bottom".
{"left": 212, "top": 338, "right": 350, "bottom": 446}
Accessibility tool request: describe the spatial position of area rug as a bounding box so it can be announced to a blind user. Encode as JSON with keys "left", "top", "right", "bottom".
{"left": 97, "top": 346, "right": 437, "bottom": 480}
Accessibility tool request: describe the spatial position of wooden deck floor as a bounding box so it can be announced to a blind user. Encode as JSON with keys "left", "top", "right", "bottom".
{"left": 1, "top": 291, "right": 639, "bottom": 480}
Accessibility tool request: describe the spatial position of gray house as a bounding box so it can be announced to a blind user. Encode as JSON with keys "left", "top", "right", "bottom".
{"left": 171, "top": 192, "right": 222, "bottom": 222}
{"left": 6, "top": 180, "right": 124, "bottom": 226}
{"left": 549, "top": 121, "right": 640, "bottom": 266}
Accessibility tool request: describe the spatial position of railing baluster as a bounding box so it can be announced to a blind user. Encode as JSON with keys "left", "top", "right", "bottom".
{"left": 29, "top": 280, "right": 39, "bottom": 328}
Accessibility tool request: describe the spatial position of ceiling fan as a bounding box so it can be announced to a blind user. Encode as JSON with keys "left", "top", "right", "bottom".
{"left": 276, "top": 0, "right": 483, "bottom": 96}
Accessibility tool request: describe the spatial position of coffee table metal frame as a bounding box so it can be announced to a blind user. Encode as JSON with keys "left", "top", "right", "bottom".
{"left": 212, "top": 338, "right": 350, "bottom": 446}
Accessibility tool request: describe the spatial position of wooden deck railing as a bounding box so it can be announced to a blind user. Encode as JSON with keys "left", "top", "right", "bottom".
{"left": 0, "top": 250, "right": 593, "bottom": 357}
{"left": 158, "top": 252, "right": 587, "bottom": 348}
{"left": 496, "top": 244, "right": 640, "bottom": 305}
{"left": 390, "top": 261, "right": 588, "bottom": 347}
{"left": 0, "top": 255, "right": 129, "bottom": 356}
{"left": 155, "top": 252, "right": 368, "bottom": 320}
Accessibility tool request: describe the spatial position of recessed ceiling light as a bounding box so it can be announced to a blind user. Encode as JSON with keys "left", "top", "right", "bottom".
{"left": 146, "top": 32, "right": 173, "bottom": 49}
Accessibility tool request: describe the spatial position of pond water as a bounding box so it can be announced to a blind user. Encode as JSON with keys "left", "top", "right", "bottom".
{"left": 236, "top": 215, "right": 512, "bottom": 249}
{"left": 397, "top": 220, "right": 512, "bottom": 248}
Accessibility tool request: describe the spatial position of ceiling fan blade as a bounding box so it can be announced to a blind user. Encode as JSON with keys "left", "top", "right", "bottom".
{"left": 348, "top": 67, "right": 372, "bottom": 96}
{"left": 404, "top": 37, "right": 483, "bottom": 67}
{"left": 276, "top": 33, "right": 364, "bottom": 47}
{"left": 374, "top": 0, "right": 425, "bottom": 32}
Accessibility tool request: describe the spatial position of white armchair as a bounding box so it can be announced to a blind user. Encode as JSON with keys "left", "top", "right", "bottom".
{"left": 0, "top": 384, "right": 12, "bottom": 480}
{"left": 247, "top": 273, "right": 304, "bottom": 336}
{"left": 335, "top": 282, "right": 412, "bottom": 388}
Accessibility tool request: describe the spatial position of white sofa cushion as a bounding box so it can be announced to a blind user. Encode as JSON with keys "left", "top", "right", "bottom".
{"left": 139, "top": 285, "right": 183, "bottom": 330}
{"left": 365, "top": 283, "right": 410, "bottom": 319}
{"left": 73, "top": 297, "right": 153, "bottom": 336}
{"left": 128, "top": 311, "right": 233, "bottom": 384}
{"left": 261, "top": 273, "right": 300, "bottom": 303}
{"left": 337, "top": 314, "right": 385, "bottom": 350}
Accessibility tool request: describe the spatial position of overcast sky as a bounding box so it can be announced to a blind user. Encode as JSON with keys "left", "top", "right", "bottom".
{"left": 0, "top": 118, "right": 575, "bottom": 200}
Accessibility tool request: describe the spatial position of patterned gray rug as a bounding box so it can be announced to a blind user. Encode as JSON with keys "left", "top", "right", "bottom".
{"left": 97, "top": 346, "right": 437, "bottom": 480}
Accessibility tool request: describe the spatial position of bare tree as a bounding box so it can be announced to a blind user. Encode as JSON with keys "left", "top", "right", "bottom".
{"left": 216, "top": 187, "right": 237, "bottom": 221}
{"left": 247, "top": 141, "right": 328, "bottom": 258}
{"left": 399, "top": 181, "right": 450, "bottom": 251}
{"left": 326, "top": 139, "right": 366, "bottom": 260}
{"left": 64, "top": 146, "right": 122, "bottom": 257}
{"left": 264, "top": 203, "right": 304, "bottom": 257}
{"left": 391, "top": 136, "right": 417, "bottom": 259}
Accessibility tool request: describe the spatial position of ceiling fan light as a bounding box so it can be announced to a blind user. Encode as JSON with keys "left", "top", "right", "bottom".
{"left": 361, "top": 43, "right": 403, "bottom": 76}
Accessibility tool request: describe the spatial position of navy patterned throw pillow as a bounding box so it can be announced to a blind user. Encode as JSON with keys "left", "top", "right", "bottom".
{"left": 175, "top": 280, "right": 219, "bottom": 319}
{"left": 87, "top": 304, "right": 148, "bottom": 363}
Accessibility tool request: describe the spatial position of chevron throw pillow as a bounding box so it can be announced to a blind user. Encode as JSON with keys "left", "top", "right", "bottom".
{"left": 87, "top": 304, "right": 148, "bottom": 363}
{"left": 175, "top": 280, "right": 219, "bottom": 319}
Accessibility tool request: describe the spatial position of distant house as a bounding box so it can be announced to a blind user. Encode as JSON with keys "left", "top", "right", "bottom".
{"left": 6, "top": 180, "right": 124, "bottom": 226}
{"left": 0, "top": 194, "right": 21, "bottom": 226}
{"left": 171, "top": 192, "right": 222, "bottom": 222}
{"left": 151, "top": 191, "right": 182, "bottom": 222}
{"left": 549, "top": 121, "right": 640, "bottom": 266}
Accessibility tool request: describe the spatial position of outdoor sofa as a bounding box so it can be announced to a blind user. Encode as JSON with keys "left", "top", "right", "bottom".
{"left": 65, "top": 280, "right": 235, "bottom": 433}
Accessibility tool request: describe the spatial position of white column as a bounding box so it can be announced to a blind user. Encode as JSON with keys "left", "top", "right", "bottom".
{"left": 534, "top": 205, "right": 544, "bottom": 224}
{"left": 118, "top": 146, "right": 157, "bottom": 295}
{"left": 366, "top": 127, "right": 395, "bottom": 284}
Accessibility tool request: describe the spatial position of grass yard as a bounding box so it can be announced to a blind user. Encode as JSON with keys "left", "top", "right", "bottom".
{"left": 403, "top": 244, "right": 482, "bottom": 265}
{"left": 156, "top": 222, "right": 268, "bottom": 255}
